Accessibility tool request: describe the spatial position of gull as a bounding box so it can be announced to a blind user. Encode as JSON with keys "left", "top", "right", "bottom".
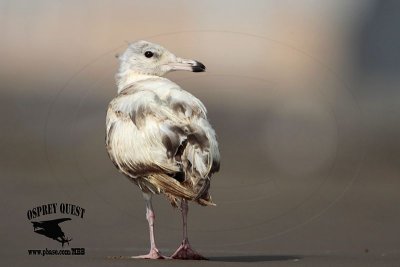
{"left": 106, "top": 40, "right": 220, "bottom": 260}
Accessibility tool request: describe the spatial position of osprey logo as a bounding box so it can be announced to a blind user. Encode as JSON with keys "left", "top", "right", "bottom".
{"left": 27, "top": 203, "right": 85, "bottom": 247}
{"left": 31, "top": 218, "right": 72, "bottom": 247}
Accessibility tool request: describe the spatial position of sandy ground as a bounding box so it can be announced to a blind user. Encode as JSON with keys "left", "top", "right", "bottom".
{"left": 3, "top": 253, "right": 400, "bottom": 267}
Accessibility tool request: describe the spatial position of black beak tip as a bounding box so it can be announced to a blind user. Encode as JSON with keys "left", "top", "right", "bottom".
{"left": 192, "top": 61, "right": 206, "bottom": 72}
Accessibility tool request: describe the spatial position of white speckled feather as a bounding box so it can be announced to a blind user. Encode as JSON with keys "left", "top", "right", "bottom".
{"left": 106, "top": 60, "right": 219, "bottom": 206}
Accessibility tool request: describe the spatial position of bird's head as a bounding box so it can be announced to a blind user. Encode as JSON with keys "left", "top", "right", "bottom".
{"left": 117, "top": 40, "right": 205, "bottom": 77}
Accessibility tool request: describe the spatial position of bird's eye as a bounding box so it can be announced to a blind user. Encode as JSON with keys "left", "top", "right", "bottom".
{"left": 144, "top": 51, "right": 154, "bottom": 58}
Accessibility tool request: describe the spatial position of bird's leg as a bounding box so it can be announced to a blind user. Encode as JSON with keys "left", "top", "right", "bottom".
{"left": 171, "top": 199, "right": 207, "bottom": 260}
{"left": 133, "top": 193, "right": 166, "bottom": 259}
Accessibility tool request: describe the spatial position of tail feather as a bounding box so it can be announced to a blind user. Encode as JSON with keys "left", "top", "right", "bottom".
{"left": 147, "top": 173, "right": 196, "bottom": 199}
{"left": 146, "top": 173, "right": 216, "bottom": 206}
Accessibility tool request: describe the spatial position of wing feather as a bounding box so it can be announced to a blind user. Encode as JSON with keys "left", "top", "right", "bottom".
{"left": 106, "top": 78, "right": 220, "bottom": 205}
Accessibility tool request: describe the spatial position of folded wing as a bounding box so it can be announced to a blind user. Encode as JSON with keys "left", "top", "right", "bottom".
{"left": 106, "top": 79, "right": 220, "bottom": 206}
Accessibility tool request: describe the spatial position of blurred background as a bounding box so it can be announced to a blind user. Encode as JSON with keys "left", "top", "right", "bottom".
{"left": 1, "top": 0, "right": 399, "bottom": 264}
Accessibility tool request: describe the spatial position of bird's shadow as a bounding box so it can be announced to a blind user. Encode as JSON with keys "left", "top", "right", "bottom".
{"left": 107, "top": 254, "right": 302, "bottom": 263}
{"left": 208, "top": 255, "right": 301, "bottom": 263}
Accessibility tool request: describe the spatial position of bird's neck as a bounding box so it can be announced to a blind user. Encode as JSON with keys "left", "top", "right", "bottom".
{"left": 116, "top": 71, "right": 158, "bottom": 94}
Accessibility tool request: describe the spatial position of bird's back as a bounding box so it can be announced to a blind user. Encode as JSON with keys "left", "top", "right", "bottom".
{"left": 106, "top": 77, "right": 220, "bottom": 206}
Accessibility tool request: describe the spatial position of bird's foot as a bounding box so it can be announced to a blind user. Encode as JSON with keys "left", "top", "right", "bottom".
{"left": 132, "top": 248, "right": 167, "bottom": 259}
{"left": 171, "top": 242, "right": 207, "bottom": 260}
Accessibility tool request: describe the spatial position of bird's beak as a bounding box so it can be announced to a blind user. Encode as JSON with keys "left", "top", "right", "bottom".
{"left": 168, "top": 57, "right": 206, "bottom": 72}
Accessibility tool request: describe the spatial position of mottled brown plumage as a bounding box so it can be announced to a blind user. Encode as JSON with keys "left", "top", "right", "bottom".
{"left": 106, "top": 80, "right": 219, "bottom": 206}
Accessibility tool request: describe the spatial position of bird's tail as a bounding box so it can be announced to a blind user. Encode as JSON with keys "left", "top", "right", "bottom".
{"left": 147, "top": 173, "right": 195, "bottom": 198}
{"left": 146, "top": 173, "right": 215, "bottom": 206}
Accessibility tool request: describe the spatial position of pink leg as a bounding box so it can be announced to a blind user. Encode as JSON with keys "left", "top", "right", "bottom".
{"left": 133, "top": 193, "right": 167, "bottom": 259}
{"left": 171, "top": 199, "right": 207, "bottom": 260}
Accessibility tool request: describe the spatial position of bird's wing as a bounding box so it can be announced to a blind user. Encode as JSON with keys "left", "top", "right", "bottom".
{"left": 44, "top": 218, "right": 71, "bottom": 224}
{"left": 106, "top": 80, "right": 219, "bottom": 204}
